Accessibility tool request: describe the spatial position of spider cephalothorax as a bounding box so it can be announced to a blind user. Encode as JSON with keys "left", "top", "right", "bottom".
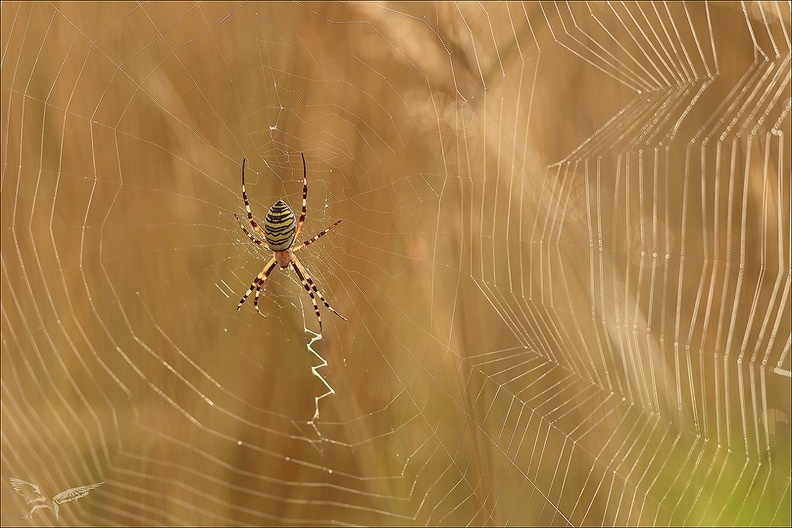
{"left": 234, "top": 153, "right": 346, "bottom": 331}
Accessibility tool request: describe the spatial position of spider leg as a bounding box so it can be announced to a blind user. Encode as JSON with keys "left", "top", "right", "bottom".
{"left": 293, "top": 219, "right": 342, "bottom": 252}
{"left": 237, "top": 257, "right": 277, "bottom": 317}
{"left": 240, "top": 158, "right": 267, "bottom": 239}
{"left": 234, "top": 213, "right": 265, "bottom": 245}
{"left": 291, "top": 256, "right": 347, "bottom": 331}
{"left": 294, "top": 152, "right": 308, "bottom": 240}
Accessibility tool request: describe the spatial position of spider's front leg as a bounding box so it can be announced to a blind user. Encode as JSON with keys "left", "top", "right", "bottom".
{"left": 291, "top": 256, "right": 347, "bottom": 331}
{"left": 238, "top": 257, "right": 277, "bottom": 316}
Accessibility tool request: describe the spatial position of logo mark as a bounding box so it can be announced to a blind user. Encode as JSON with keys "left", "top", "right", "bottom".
{"left": 9, "top": 477, "right": 103, "bottom": 520}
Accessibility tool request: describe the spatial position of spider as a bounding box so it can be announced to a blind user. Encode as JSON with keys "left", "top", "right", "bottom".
{"left": 234, "top": 153, "right": 346, "bottom": 331}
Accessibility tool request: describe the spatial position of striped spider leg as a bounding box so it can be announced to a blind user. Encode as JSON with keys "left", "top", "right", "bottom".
{"left": 234, "top": 153, "right": 346, "bottom": 330}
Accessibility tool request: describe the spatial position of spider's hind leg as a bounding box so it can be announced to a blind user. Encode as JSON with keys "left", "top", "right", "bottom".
{"left": 240, "top": 158, "right": 267, "bottom": 239}
{"left": 295, "top": 219, "right": 342, "bottom": 252}
{"left": 235, "top": 214, "right": 265, "bottom": 246}
{"left": 294, "top": 152, "right": 308, "bottom": 240}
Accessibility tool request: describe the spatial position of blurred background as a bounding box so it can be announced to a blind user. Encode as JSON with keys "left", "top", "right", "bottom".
{"left": 1, "top": 2, "right": 789, "bottom": 525}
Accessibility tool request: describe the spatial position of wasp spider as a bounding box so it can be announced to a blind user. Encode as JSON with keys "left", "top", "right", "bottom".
{"left": 235, "top": 153, "right": 346, "bottom": 331}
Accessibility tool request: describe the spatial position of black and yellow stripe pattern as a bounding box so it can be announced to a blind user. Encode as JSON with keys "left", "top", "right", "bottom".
{"left": 264, "top": 199, "right": 296, "bottom": 251}
{"left": 236, "top": 154, "right": 345, "bottom": 331}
